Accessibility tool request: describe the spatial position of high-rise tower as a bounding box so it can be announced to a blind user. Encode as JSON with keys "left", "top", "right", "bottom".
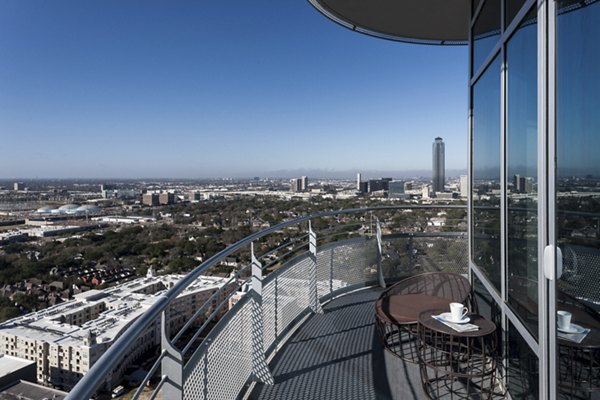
{"left": 432, "top": 137, "right": 445, "bottom": 193}
{"left": 356, "top": 173, "right": 361, "bottom": 191}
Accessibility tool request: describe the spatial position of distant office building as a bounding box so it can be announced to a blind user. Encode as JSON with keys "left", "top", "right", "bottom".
{"left": 290, "top": 178, "right": 302, "bottom": 192}
{"left": 359, "top": 182, "right": 368, "bottom": 193}
{"left": 368, "top": 179, "right": 389, "bottom": 193}
{"left": 404, "top": 181, "right": 415, "bottom": 191}
{"left": 189, "top": 191, "right": 202, "bottom": 202}
{"left": 422, "top": 185, "right": 432, "bottom": 199}
{"left": 460, "top": 175, "right": 468, "bottom": 198}
{"left": 432, "top": 137, "right": 445, "bottom": 193}
{"left": 159, "top": 192, "right": 175, "bottom": 205}
{"left": 13, "top": 182, "right": 24, "bottom": 191}
{"left": 102, "top": 188, "right": 139, "bottom": 200}
{"left": 436, "top": 192, "right": 456, "bottom": 200}
{"left": 356, "top": 173, "right": 361, "bottom": 191}
{"left": 142, "top": 193, "right": 160, "bottom": 207}
{"left": 514, "top": 175, "right": 534, "bottom": 194}
{"left": 388, "top": 181, "right": 408, "bottom": 199}
{"left": 290, "top": 177, "right": 307, "bottom": 192}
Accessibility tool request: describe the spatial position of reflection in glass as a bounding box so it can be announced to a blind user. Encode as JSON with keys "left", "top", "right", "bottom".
{"left": 556, "top": 1, "right": 600, "bottom": 398}
{"left": 506, "top": 8, "right": 538, "bottom": 338}
{"left": 473, "top": 0, "right": 482, "bottom": 15}
{"left": 473, "top": 0, "right": 501, "bottom": 74}
{"left": 473, "top": 274, "right": 504, "bottom": 376}
{"left": 507, "top": 322, "right": 539, "bottom": 399}
{"left": 472, "top": 56, "right": 502, "bottom": 292}
{"left": 506, "top": 0, "right": 527, "bottom": 28}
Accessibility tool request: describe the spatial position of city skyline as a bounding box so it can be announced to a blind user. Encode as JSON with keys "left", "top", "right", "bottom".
{"left": 0, "top": 167, "right": 469, "bottom": 181}
{"left": 0, "top": 1, "right": 467, "bottom": 179}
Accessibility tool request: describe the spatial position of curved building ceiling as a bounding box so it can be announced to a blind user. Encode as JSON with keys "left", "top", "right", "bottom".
{"left": 308, "top": 0, "right": 470, "bottom": 45}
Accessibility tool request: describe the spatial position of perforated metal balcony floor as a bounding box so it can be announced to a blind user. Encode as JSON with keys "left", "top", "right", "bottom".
{"left": 249, "top": 287, "right": 424, "bottom": 400}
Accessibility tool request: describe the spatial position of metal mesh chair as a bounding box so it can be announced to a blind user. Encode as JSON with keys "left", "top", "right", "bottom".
{"left": 375, "top": 272, "right": 473, "bottom": 363}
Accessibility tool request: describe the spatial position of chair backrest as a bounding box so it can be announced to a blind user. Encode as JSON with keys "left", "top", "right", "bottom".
{"left": 384, "top": 272, "right": 471, "bottom": 304}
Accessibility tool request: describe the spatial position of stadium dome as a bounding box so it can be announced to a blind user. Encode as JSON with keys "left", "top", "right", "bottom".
{"left": 75, "top": 204, "right": 101, "bottom": 213}
{"left": 58, "top": 204, "right": 80, "bottom": 211}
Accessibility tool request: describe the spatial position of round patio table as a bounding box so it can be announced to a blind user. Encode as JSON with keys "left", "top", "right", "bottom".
{"left": 417, "top": 309, "right": 497, "bottom": 400}
{"left": 375, "top": 294, "right": 452, "bottom": 362}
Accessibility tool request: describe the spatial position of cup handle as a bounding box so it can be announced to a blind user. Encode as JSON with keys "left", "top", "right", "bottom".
{"left": 461, "top": 307, "right": 468, "bottom": 318}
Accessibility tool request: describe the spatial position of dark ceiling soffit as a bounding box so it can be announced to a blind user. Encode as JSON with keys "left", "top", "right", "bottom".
{"left": 307, "top": 0, "right": 468, "bottom": 46}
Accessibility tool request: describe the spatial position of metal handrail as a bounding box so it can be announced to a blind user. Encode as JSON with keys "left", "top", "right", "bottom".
{"left": 66, "top": 204, "right": 466, "bottom": 400}
{"left": 256, "top": 233, "right": 309, "bottom": 261}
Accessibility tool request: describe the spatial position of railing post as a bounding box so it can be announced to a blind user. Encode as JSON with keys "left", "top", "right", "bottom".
{"left": 308, "top": 221, "right": 324, "bottom": 314}
{"left": 409, "top": 235, "right": 415, "bottom": 272}
{"left": 250, "top": 243, "right": 274, "bottom": 384}
{"left": 375, "top": 218, "right": 386, "bottom": 288}
{"left": 161, "top": 310, "right": 184, "bottom": 400}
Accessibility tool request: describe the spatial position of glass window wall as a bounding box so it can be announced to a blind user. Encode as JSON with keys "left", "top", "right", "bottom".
{"left": 556, "top": 1, "right": 600, "bottom": 398}
{"left": 506, "top": 8, "right": 538, "bottom": 338}
{"left": 506, "top": 0, "right": 527, "bottom": 28}
{"left": 507, "top": 321, "right": 539, "bottom": 399}
{"left": 473, "top": 0, "right": 501, "bottom": 74}
{"left": 472, "top": 56, "right": 502, "bottom": 292}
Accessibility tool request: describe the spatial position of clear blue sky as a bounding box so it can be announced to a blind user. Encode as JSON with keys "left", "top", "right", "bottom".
{"left": 0, "top": 0, "right": 468, "bottom": 179}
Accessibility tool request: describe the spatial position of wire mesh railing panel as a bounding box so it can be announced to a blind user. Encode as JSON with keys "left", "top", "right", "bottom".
{"left": 274, "top": 256, "right": 313, "bottom": 334}
{"left": 262, "top": 276, "right": 277, "bottom": 352}
{"left": 381, "top": 235, "right": 468, "bottom": 280}
{"left": 560, "top": 244, "right": 600, "bottom": 308}
{"left": 321, "top": 237, "right": 378, "bottom": 290}
{"left": 316, "top": 246, "right": 334, "bottom": 299}
{"left": 183, "top": 299, "right": 253, "bottom": 400}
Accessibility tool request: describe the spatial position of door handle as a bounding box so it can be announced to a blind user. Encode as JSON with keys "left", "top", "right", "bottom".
{"left": 543, "top": 244, "right": 563, "bottom": 280}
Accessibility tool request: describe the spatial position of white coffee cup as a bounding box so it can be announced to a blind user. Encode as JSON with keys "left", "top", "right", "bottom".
{"left": 450, "top": 302, "right": 468, "bottom": 322}
{"left": 557, "top": 310, "right": 572, "bottom": 330}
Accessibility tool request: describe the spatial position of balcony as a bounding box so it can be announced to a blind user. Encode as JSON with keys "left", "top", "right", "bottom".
{"left": 66, "top": 205, "right": 478, "bottom": 400}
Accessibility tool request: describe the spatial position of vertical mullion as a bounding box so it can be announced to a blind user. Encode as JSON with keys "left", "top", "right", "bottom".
{"left": 468, "top": 0, "right": 474, "bottom": 286}
{"left": 547, "top": 0, "right": 558, "bottom": 398}
{"left": 499, "top": 0, "right": 509, "bottom": 382}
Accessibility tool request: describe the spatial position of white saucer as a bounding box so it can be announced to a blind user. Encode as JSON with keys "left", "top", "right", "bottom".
{"left": 439, "top": 312, "right": 470, "bottom": 324}
{"left": 557, "top": 323, "right": 586, "bottom": 334}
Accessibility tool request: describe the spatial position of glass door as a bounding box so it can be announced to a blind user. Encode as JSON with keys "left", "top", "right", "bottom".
{"left": 553, "top": 1, "right": 600, "bottom": 399}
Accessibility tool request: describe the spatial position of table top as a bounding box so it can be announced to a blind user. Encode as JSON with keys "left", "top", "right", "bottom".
{"left": 375, "top": 293, "right": 451, "bottom": 325}
{"left": 557, "top": 303, "right": 600, "bottom": 348}
{"left": 418, "top": 309, "right": 496, "bottom": 338}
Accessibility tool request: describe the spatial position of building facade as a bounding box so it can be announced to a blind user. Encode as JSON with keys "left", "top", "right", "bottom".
{"left": 387, "top": 180, "right": 407, "bottom": 199}
{"left": 432, "top": 137, "right": 445, "bottom": 193}
{"left": 469, "top": 1, "right": 600, "bottom": 398}
{"left": 159, "top": 192, "right": 175, "bottom": 205}
{"left": 142, "top": 193, "right": 160, "bottom": 207}
{"left": 0, "top": 274, "right": 235, "bottom": 391}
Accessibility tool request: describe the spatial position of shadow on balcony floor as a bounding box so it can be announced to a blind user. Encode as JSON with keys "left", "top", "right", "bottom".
{"left": 249, "top": 287, "right": 424, "bottom": 400}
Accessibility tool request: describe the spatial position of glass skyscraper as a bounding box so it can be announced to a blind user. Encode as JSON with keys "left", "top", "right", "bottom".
{"left": 432, "top": 137, "right": 445, "bottom": 193}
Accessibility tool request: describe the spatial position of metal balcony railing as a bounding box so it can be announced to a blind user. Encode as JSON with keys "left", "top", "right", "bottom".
{"left": 65, "top": 205, "right": 468, "bottom": 400}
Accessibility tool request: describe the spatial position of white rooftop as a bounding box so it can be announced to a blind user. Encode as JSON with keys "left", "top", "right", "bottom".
{"left": 0, "top": 274, "right": 229, "bottom": 348}
{"left": 0, "top": 354, "right": 35, "bottom": 377}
